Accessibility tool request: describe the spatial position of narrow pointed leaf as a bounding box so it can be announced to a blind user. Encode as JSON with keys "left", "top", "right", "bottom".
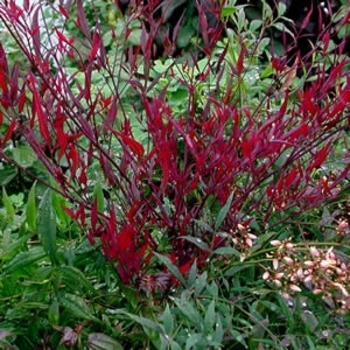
{"left": 87, "top": 333, "right": 123, "bottom": 350}
{"left": 215, "top": 192, "right": 234, "bottom": 230}
{"left": 6, "top": 247, "right": 46, "bottom": 273}
{"left": 116, "top": 310, "right": 165, "bottom": 333}
{"left": 26, "top": 182, "right": 37, "bottom": 231}
{"left": 59, "top": 294, "right": 100, "bottom": 323}
{"left": 2, "top": 187, "right": 14, "bottom": 218}
{"left": 154, "top": 252, "right": 186, "bottom": 286}
{"left": 38, "top": 189, "right": 57, "bottom": 264}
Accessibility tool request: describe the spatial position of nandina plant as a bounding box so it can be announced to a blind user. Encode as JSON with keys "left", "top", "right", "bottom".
{"left": 0, "top": 0, "right": 349, "bottom": 291}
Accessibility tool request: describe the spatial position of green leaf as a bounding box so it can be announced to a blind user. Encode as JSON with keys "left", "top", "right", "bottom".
{"left": 213, "top": 316, "right": 224, "bottom": 345}
{"left": 221, "top": 7, "right": 237, "bottom": 17}
{"left": 260, "top": 65, "right": 274, "bottom": 79}
{"left": 277, "top": 294, "right": 295, "bottom": 329}
{"left": 257, "top": 37, "right": 270, "bottom": 52}
{"left": 204, "top": 300, "right": 216, "bottom": 332}
{"left": 277, "top": 1, "right": 287, "bottom": 16}
{"left": 187, "top": 260, "right": 197, "bottom": 288}
{"left": 306, "top": 335, "right": 317, "bottom": 350}
{"left": 194, "top": 272, "right": 208, "bottom": 297}
{"left": 18, "top": 302, "right": 48, "bottom": 310}
{"left": 26, "top": 182, "right": 37, "bottom": 231}
{"left": 215, "top": 192, "right": 233, "bottom": 230}
{"left": 5, "top": 247, "right": 46, "bottom": 273}
{"left": 0, "top": 166, "right": 17, "bottom": 186}
{"left": 160, "top": 336, "right": 182, "bottom": 350}
{"left": 93, "top": 182, "right": 105, "bottom": 212}
{"left": 192, "top": 219, "right": 214, "bottom": 233}
{"left": 230, "top": 329, "right": 247, "bottom": 347}
{"left": 117, "top": 310, "right": 165, "bottom": 334}
{"left": 185, "top": 334, "right": 206, "bottom": 350}
{"left": 161, "top": 304, "right": 174, "bottom": 334}
{"left": 154, "top": 252, "right": 186, "bottom": 286}
{"left": 174, "top": 298, "right": 203, "bottom": 332}
{"left": 2, "top": 187, "right": 15, "bottom": 218}
{"left": 48, "top": 298, "right": 60, "bottom": 325}
{"left": 58, "top": 266, "right": 94, "bottom": 292}
{"left": 58, "top": 293, "right": 100, "bottom": 323}
{"left": 211, "top": 246, "right": 240, "bottom": 258}
{"left": 0, "top": 234, "right": 32, "bottom": 261}
{"left": 38, "top": 189, "right": 57, "bottom": 264}
{"left": 180, "top": 236, "right": 210, "bottom": 252}
{"left": 52, "top": 192, "right": 72, "bottom": 228}
{"left": 225, "top": 264, "right": 250, "bottom": 277}
{"left": 249, "top": 19, "right": 262, "bottom": 32}
{"left": 237, "top": 8, "right": 246, "bottom": 31}
{"left": 87, "top": 333, "right": 123, "bottom": 350}
{"left": 12, "top": 144, "right": 37, "bottom": 168}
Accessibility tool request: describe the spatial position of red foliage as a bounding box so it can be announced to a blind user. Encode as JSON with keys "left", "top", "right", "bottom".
{"left": 0, "top": 0, "right": 349, "bottom": 287}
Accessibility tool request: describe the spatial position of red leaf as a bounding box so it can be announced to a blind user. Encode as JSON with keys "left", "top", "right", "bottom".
{"left": 272, "top": 57, "right": 284, "bottom": 71}
{"left": 58, "top": 5, "right": 69, "bottom": 19}
{"left": 179, "top": 260, "right": 193, "bottom": 275}
{"left": 54, "top": 27, "right": 74, "bottom": 45}
{"left": 0, "top": 66, "right": 8, "bottom": 93}
{"left": 2, "top": 118, "right": 17, "bottom": 145}
{"left": 109, "top": 206, "right": 117, "bottom": 234}
{"left": 54, "top": 110, "right": 69, "bottom": 159}
{"left": 197, "top": 4, "right": 209, "bottom": 48}
{"left": 284, "top": 122, "right": 308, "bottom": 143}
{"left": 28, "top": 74, "right": 51, "bottom": 147}
{"left": 237, "top": 45, "right": 244, "bottom": 74}
{"left": 309, "top": 144, "right": 331, "bottom": 170}
{"left": 18, "top": 88, "right": 26, "bottom": 113}
{"left": 63, "top": 207, "right": 77, "bottom": 220}
{"left": 78, "top": 166, "right": 87, "bottom": 186}
{"left": 110, "top": 129, "right": 145, "bottom": 158}
{"left": 67, "top": 145, "right": 80, "bottom": 178}
{"left": 76, "top": 0, "right": 91, "bottom": 41}
{"left": 30, "top": 7, "right": 41, "bottom": 57}
{"left": 117, "top": 225, "right": 133, "bottom": 253}
{"left": 300, "top": 3, "right": 313, "bottom": 31}
{"left": 88, "top": 32, "right": 100, "bottom": 61}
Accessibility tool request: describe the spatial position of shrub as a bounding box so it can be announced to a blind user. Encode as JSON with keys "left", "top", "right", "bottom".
{"left": 0, "top": 0, "right": 349, "bottom": 281}
{"left": 0, "top": 0, "right": 349, "bottom": 347}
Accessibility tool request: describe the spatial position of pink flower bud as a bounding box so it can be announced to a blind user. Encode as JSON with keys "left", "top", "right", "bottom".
{"left": 337, "top": 220, "right": 348, "bottom": 232}
{"left": 274, "top": 280, "right": 282, "bottom": 288}
{"left": 320, "top": 260, "right": 329, "bottom": 269}
{"left": 320, "top": 259, "right": 336, "bottom": 269}
{"left": 275, "top": 272, "right": 284, "bottom": 279}
{"left": 310, "top": 246, "right": 320, "bottom": 258}
{"left": 304, "top": 260, "right": 315, "bottom": 267}
{"left": 246, "top": 238, "right": 253, "bottom": 247}
{"left": 289, "top": 284, "right": 302, "bottom": 292}
{"left": 237, "top": 224, "right": 246, "bottom": 232}
{"left": 262, "top": 271, "right": 270, "bottom": 280}
{"left": 285, "top": 242, "right": 294, "bottom": 251}
{"left": 283, "top": 256, "right": 294, "bottom": 265}
{"left": 303, "top": 275, "right": 313, "bottom": 283}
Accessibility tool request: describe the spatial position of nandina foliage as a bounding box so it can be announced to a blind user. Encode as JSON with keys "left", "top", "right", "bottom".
{"left": 0, "top": 0, "right": 349, "bottom": 285}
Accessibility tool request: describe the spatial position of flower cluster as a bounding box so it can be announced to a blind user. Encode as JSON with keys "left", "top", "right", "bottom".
{"left": 230, "top": 223, "right": 257, "bottom": 260}
{"left": 263, "top": 239, "right": 350, "bottom": 314}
